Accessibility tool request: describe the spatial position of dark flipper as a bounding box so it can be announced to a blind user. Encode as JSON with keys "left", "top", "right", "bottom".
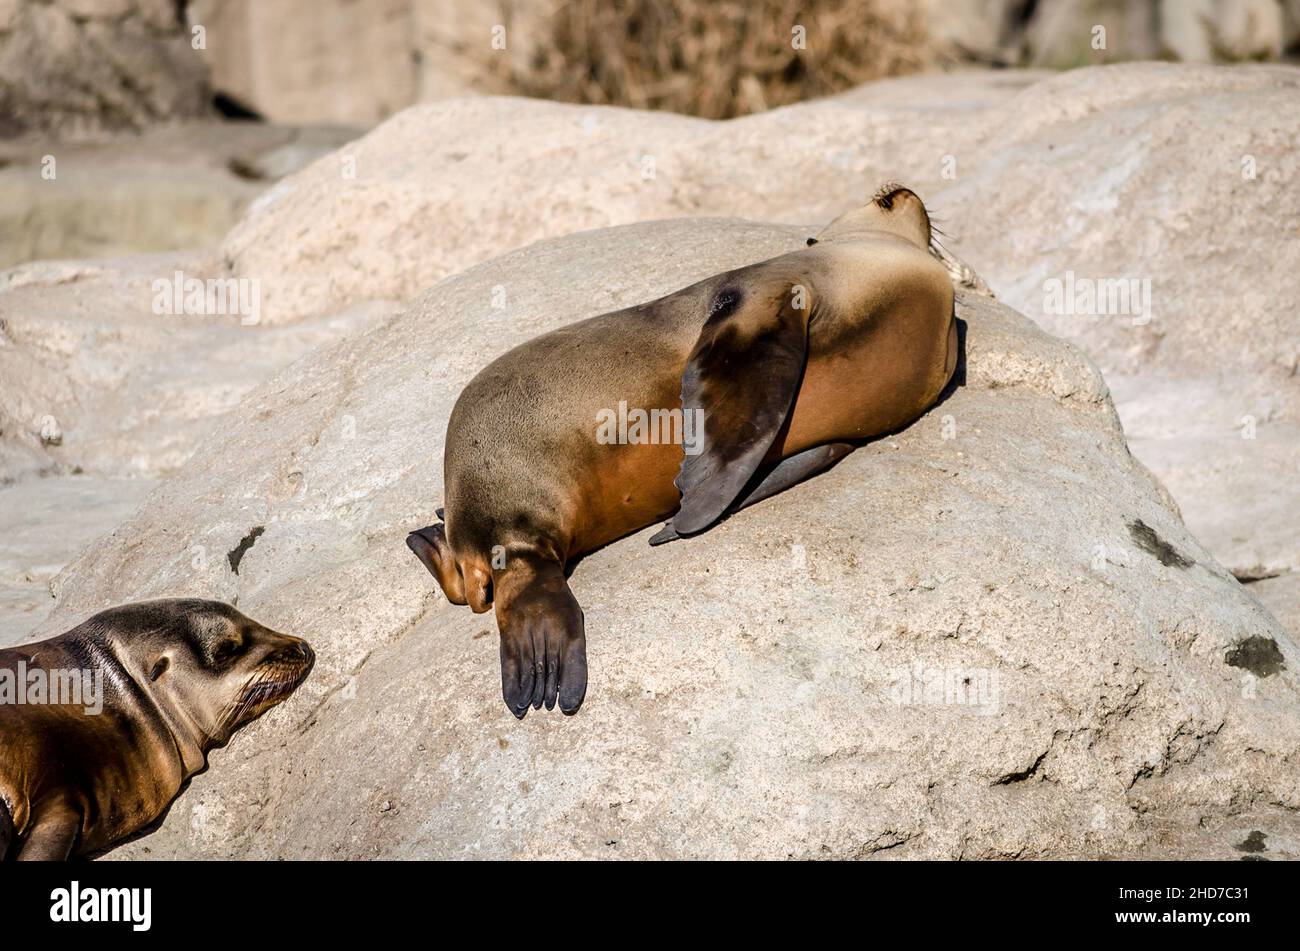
{"left": 14, "top": 803, "right": 79, "bottom": 861}
{"left": 733, "top": 442, "right": 855, "bottom": 510}
{"left": 406, "top": 523, "right": 467, "bottom": 605}
{"left": 670, "top": 276, "right": 811, "bottom": 538}
{"left": 493, "top": 551, "right": 586, "bottom": 718}
{"left": 650, "top": 442, "right": 854, "bottom": 545}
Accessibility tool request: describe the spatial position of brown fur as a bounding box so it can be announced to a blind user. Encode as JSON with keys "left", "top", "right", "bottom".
{"left": 0, "top": 600, "right": 313, "bottom": 860}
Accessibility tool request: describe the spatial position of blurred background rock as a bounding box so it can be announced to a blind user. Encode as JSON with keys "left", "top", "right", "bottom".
{"left": 2, "top": 0, "right": 1299, "bottom": 134}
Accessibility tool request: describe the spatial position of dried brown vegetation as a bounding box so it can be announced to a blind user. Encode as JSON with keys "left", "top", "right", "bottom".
{"left": 500, "top": 0, "right": 938, "bottom": 118}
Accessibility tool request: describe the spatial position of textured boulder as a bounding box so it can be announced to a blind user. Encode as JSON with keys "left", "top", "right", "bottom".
{"left": 0, "top": 121, "right": 374, "bottom": 639}
{"left": 35, "top": 218, "right": 1299, "bottom": 860}
{"left": 0, "top": 253, "right": 394, "bottom": 483}
{"left": 0, "top": 253, "right": 394, "bottom": 641}
{"left": 216, "top": 70, "right": 1038, "bottom": 323}
{"left": 0, "top": 475, "right": 154, "bottom": 642}
{"left": 932, "top": 64, "right": 1300, "bottom": 593}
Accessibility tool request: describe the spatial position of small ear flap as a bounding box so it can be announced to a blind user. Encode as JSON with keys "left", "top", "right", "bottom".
{"left": 671, "top": 277, "right": 810, "bottom": 536}
{"left": 406, "top": 523, "right": 468, "bottom": 606}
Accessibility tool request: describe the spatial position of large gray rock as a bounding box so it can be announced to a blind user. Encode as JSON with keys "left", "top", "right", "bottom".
{"left": 1249, "top": 574, "right": 1300, "bottom": 639}
{"left": 0, "top": 250, "right": 395, "bottom": 642}
{"left": 37, "top": 218, "right": 1299, "bottom": 860}
{"left": 0, "top": 252, "right": 395, "bottom": 483}
{"left": 933, "top": 64, "right": 1300, "bottom": 590}
{"left": 216, "top": 71, "right": 1037, "bottom": 323}
{"left": 0, "top": 475, "right": 155, "bottom": 643}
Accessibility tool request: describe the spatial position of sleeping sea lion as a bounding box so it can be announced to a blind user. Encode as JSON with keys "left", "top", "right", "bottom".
{"left": 408, "top": 184, "right": 959, "bottom": 719}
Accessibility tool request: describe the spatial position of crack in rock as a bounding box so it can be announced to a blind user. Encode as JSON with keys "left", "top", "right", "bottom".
{"left": 226, "top": 525, "right": 264, "bottom": 574}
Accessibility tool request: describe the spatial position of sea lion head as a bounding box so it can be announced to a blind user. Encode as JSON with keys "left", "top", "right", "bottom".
{"left": 88, "top": 599, "right": 315, "bottom": 748}
{"left": 813, "top": 182, "right": 932, "bottom": 250}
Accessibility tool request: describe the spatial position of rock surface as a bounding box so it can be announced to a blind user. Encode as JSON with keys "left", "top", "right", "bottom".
{"left": 932, "top": 64, "right": 1300, "bottom": 598}
{"left": 3, "top": 64, "right": 1298, "bottom": 858}
{"left": 0, "top": 475, "right": 155, "bottom": 642}
{"left": 1248, "top": 574, "right": 1300, "bottom": 642}
{"left": 32, "top": 217, "right": 1298, "bottom": 860}
{"left": 0, "top": 252, "right": 395, "bottom": 641}
{"left": 218, "top": 70, "right": 1039, "bottom": 323}
{"left": 0, "top": 252, "right": 395, "bottom": 483}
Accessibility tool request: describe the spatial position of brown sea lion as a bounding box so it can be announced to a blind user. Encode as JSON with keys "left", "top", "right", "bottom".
{"left": 0, "top": 599, "right": 313, "bottom": 860}
{"left": 407, "top": 184, "right": 959, "bottom": 719}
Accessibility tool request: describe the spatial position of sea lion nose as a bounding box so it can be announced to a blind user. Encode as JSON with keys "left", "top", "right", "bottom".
{"left": 273, "top": 639, "right": 314, "bottom": 666}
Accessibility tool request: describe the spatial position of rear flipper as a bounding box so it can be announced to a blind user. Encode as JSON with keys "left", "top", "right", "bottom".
{"left": 493, "top": 551, "right": 586, "bottom": 718}
{"left": 650, "top": 442, "right": 855, "bottom": 545}
{"left": 406, "top": 522, "right": 468, "bottom": 606}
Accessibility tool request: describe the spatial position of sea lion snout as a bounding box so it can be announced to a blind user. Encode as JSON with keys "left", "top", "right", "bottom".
{"left": 266, "top": 637, "right": 315, "bottom": 667}
{"left": 219, "top": 628, "right": 316, "bottom": 732}
{"left": 244, "top": 623, "right": 313, "bottom": 662}
{"left": 114, "top": 601, "right": 315, "bottom": 737}
{"left": 249, "top": 631, "right": 316, "bottom": 683}
{"left": 243, "top": 627, "right": 315, "bottom": 686}
{"left": 872, "top": 181, "right": 920, "bottom": 211}
{"left": 814, "top": 181, "right": 933, "bottom": 249}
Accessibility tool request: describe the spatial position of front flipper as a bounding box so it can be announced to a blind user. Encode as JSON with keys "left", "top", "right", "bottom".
{"left": 668, "top": 276, "right": 811, "bottom": 538}
{"left": 650, "top": 442, "right": 854, "bottom": 545}
{"left": 493, "top": 551, "right": 586, "bottom": 718}
{"left": 15, "top": 802, "right": 81, "bottom": 861}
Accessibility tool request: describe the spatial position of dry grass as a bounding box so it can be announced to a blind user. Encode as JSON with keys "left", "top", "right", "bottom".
{"left": 499, "top": 0, "right": 938, "bottom": 119}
